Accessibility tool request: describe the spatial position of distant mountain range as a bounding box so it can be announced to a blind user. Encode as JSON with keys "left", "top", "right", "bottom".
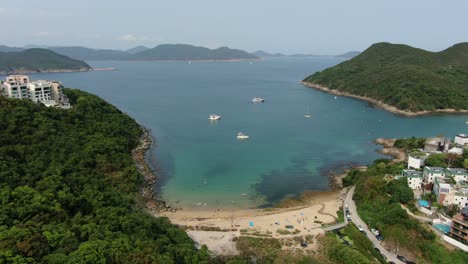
{"left": 0, "top": 49, "right": 92, "bottom": 74}
{"left": 303, "top": 42, "right": 468, "bottom": 113}
{"left": 252, "top": 50, "right": 286, "bottom": 57}
{"left": 252, "top": 49, "right": 361, "bottom": 58}
{"left": 0, "top": 44, "right": 258, "bottom": 61}
{"left": 335, "top": 51, "right": 361, "bottom": 58}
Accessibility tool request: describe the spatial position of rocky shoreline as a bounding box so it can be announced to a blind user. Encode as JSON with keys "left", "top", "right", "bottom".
{"left": 302, "top": 82, "right": 468, "bottom": 117}
{"left": 132, "top": 126, "right": 179, "bottom": 213}
{"left": 375, "top": 138, "right": 406, "bottom": 162}
{"left": 0, "top": 68, "right": 93, "bottom": 75}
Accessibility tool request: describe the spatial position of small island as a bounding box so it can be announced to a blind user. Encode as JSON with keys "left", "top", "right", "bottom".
{"left": 0, "top": 48, "right": 92, "bottom": 74}
{"left": 303, "top": 42, "right": 468, "bottom": 115}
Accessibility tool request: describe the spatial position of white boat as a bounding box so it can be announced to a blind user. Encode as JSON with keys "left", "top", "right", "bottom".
{"left": 252, "top": 97, "right": 265, "bottom": 103}
{"left": 304, "top": 106, "right": 311, "bottom": 118}
{"left": 209, "top": 114, "right": 221, "bottom": 121}
{"left": 237, "top": 132, "right": 249, "bottom": 140}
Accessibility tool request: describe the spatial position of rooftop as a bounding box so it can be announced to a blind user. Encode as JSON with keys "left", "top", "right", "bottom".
{"left": 455, "top": 189, "right": 468, "bottom": 198}
{"left": 402, "top": 169, "right": 423, "bottom": 178}
{"left": 424, "top": 166, "right": 445, "bottom": 173}
{"left": 447, "top": 168, "right": 468, "bottom": 175}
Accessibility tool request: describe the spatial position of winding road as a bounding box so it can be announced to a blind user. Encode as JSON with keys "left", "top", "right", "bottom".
{"left": 345, "top": 186, "right": 404, "bottom": 264}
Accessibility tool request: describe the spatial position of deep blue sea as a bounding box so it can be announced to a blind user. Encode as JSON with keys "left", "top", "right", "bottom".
{"left": 28, "top": 57, "right": 468, "bottom": 209}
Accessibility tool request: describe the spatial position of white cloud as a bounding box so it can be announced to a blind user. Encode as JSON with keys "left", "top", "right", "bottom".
{"left": 117, "top": 34, "right": 138, "bottom": 42}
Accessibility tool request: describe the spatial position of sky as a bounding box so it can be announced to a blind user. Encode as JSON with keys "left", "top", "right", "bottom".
{"left": 1, "top": 0, "right": 467, "bottom": 54}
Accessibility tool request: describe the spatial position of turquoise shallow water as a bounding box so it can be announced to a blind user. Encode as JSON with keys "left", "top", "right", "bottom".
{"left": 26, "top": 57, "right": 468, "bottom": 209}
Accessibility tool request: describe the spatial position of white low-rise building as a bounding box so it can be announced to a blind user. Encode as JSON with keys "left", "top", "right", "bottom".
{"left": 423, "top": 166, "right": 446, "bottom": 184}
{"left": 447, "top": 168, "right": 468, "bottom": 184}
{"left": 402, "top": 169, "right": 423, "bottom": 190}
{"left": 454, "top": 189, "right": 468, "bottom": 209}
{"left": 408, "top": 153, "right": 428, "bottom": 169}
{"left": 454, "top": 134, "right": 468, "bottom": 147}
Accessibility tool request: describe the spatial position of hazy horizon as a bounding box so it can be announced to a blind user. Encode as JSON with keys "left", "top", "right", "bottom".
{"left": 1, "top": 0, "right": 467, "bottom": 55}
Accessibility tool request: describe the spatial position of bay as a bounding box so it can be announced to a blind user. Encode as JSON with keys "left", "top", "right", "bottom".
{"left": 27, "top": 57, "right": 468, "bottom": 209}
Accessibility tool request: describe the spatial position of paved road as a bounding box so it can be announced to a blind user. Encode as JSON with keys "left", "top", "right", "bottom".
{"left": 345, "top": 186, "right": 404, "bottom": 264}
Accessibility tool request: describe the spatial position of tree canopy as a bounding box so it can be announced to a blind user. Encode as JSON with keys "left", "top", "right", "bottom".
{"left": 303, "top": 42, "right": 468, "bottom": 112}
{"left": 0, "top": 90, "right": 209, "bottom": 263}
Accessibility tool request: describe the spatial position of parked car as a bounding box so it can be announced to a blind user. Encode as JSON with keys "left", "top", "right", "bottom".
{"left": 388, "top": 262, "right": 395, "bottom": 264}
{"left": 397, "top": 255, "right": 407, "bottom": 262}
{"left": 374, "top": 247, "right": 380, "bottom": 254}
{"left": 381, "top": 254, "right": 387, "bottom": 260}
{"left": 357, "top": 225, "right": 364, "bottom": 231}
{"left": 371, "top": 228, "right": 380, "bottom": 236}
{"left": 376, "top": 234, "right": 383, "bottom": 241}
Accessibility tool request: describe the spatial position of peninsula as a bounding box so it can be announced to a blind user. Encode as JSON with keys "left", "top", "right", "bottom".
{"left": 303, "top": 42, "right": 468, "bottom": 115}
{"left": 0, "top": 48, "right": 92, "bottom": 74}
{"left": 0, "top": 44, "right": 259, "bottom": 61}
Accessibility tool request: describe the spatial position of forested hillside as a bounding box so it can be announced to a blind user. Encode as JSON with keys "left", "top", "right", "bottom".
{"left": 0, "top": 90, "right": 209, "bottom": 263}
{"left": 0, "top": 49, "right": 92, "bottom": 73}
{"left": 303, "top": 42, "right": 468, "bottom": 112}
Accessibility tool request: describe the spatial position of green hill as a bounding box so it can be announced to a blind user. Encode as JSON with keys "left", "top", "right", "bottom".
{"left": 303, "top": 42, "right": 468, "bottom": 112}
{"left": 49, "top": 46, "right": 130, "bottom": 61}
{"left": 0, "top": 48, "right": 92, "bottom": 74}
{"left": 0, "top": 90, "right": 209, "bottom": 263}
{"left": 131, "top": 44, "right": 259, "bottom": 61}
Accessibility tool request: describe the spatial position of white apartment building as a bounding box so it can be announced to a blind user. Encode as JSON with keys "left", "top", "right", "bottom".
{"left": 1, "top": 75, "right": 70, "bottom": 108}
{"left": 454, "top": 189, "right": 468, "bottom": 209}
{"left": 447, "top": 168, "right": 468, "bottom": 184}
{"left": 423, "top": 166, "right": 446, "bottom": 184}
{"left": 408, "top": 154, "right": 428, "bottom": 169}
{"left": 455, "top": 134, "right": 468, "bottom": 147}
{"left": 402, "top": 169, "right": 423, "bottom": 190}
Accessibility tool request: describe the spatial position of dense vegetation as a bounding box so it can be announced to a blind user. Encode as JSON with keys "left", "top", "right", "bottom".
{"left": 303, "top": 42, "right": 468, "bottom": 112}
{"left": 48, "top": 47, "right": 131, "bottom": 61}
{"left": 0, "top": 49, "right": 92, "bottom": 73}
{"left": 393, "top": 137, "right": 425, "bottom": 152}
{"left": 343, "top": 159, "right": 468, "bottom": 263}
{"left": 0, "top": 90, "right": 209, "bottom": 263}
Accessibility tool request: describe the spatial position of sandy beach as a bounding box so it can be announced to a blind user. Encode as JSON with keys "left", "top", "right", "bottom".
{"left": 302, "top": 82, "right": 468, "bottom": 117}
{"left": 152, "top": 190, "right": 345, "bottom": 255}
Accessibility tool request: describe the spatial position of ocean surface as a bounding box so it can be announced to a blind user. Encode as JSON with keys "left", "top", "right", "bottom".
{"left": 26, "top": 57, "right": 468, "bottom": 209}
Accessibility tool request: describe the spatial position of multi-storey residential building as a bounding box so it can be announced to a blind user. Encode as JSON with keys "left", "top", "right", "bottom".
{"left": 446, "top": 168, "right": 468, "bottom": 184}
{"left": 1, "top": 75, "right": 70, "bottom": 108}
{"left": 402, "top": 169, "right": 423, "bottom": 190}
{"left": 434, "top": 177, "right": 454, "bottom": 206}
{"left": 454, "top": 134, "right": 468, "bottom": 147}
{"left": 423, "top": 166, "right": 446, "bottom": 184}
{"left": 454, "top": 189, "right": 468, "bottom": 208}
{"left": 450, "top": 206, "right": 468, "bottom": 245}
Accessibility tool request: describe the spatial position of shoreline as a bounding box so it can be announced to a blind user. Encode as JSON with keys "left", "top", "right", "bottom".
{"left": 374, "top": 138, "right": 406, "bottom": 162}
{"left": 301, "top": 81, "right": 468, "bottom": 117}
{"left": 132, "top": 126, "right": 179, "bottom": 213}
{"left": 125, "top": 58, "right": 262, "bottom": 62}
{"left": 0, "top": 68, "right": 93, "bottom": 75}
{"left": 0, "top": 67, "right": 117, "bottom": 75}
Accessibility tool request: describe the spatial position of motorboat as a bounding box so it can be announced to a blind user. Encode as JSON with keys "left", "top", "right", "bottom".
{"left": 252, "top": 97, "right": 265, "bottom": 103}
{"left": 303, "top": 114, "right": 311, "bottom": 118}
{"left": 237, "top": 132, "right": 249, "bottom": 140}
{"left": 209, "top": 114, "right": 221, "bottom": 121}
